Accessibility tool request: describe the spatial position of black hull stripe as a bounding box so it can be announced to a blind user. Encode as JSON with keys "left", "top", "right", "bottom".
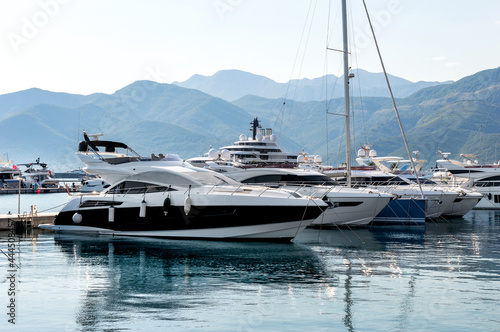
{"left": 55, "top": 205, "right": 324, "bottom": 231}
{"left": 449, "top": 169, "right": 482, "bottom": 175}
{"left": 111, "top": 234, "right": 294, "bottom": 243}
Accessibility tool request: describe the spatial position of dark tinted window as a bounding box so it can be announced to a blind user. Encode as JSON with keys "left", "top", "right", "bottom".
{"left": 108, "top": 181, "right": 175, "bottom": 194}
{"left": 241, "top": 174, "right": 337, "bottom": 185}
{"left": 241, "top": 175, "right": 283, "bottom": 184}
{"left": 480, "top": 175, "right": 500, "bottom": 181}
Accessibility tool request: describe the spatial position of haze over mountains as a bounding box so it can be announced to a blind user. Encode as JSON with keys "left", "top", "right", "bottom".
{"left": 173, "top": 69, "right": 452, "bottom": 102}
{"left": 1, "top": 67, "right": 499, "bottom": 171}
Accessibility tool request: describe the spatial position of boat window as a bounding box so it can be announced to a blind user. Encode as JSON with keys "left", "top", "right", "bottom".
{"left": 240, "top": 174, "right": 337, "bottom": 186}
{"left": 475, "top": 181, "right": 500, "bottom": 187}
{"left": 475, "top": 175, "right": 500, "bottom": 187}
{"left": 480, "top": 175, "right": 500, "bottom": 182}
{"left": 241, "top": 175, "right": 283, "bottom": 184}
{"left": 107, "top": 181, "right": 175, "bottom": 194}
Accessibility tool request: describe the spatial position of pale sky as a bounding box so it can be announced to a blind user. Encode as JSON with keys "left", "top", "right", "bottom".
{"left": 1, "top": 0, "right": 499, "bottom": 95}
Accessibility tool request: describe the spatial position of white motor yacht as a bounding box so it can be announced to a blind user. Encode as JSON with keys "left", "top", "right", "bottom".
{"left": 187, "top": 117, "right": 300, "bottom": 167}
{"left": 77, "top": 131, "right": 187, "bottom": 185}
{"left": 0, "top": 155, "right": 22, "bottom": 189}
{"left": 339, "top": 170, "right": 458, "bottom": 220}
{"left": 436, "top": 153, "right": 500, "bottom": 209}
{"left": 18, "top": 158, "right": 59, "bottom": 188}
{"left": 222, "top": 167, "right": 393, "bottom": 227}
{"left": 355, "top": 147, "right": 481, "bottom": 216}
{"left": 40, "top": 166, "right": 327, "bottom": 241}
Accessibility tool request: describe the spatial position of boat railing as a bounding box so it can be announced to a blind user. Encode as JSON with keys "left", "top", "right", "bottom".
{"left": 108, "top": 182, "right": 330, "bottom": 200}
{"left": 204, "top": 183, "right": 307, "bottom": 199}
{"left": 471, "top": 181, "right": 500, "bottom": 188}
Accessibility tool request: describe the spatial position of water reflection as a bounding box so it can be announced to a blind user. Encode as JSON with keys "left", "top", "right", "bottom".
{"left": 52, "top": 234, "right": 340, "bottom": 330}
{"left": 2, "top": 210, "right": 498, "bottom": 331}
{"left": 342, "top": 260, "right": 354, "bottom": 332}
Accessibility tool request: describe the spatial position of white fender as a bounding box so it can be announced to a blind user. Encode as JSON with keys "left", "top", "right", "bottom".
{"left": 184, "top": 196, "right": 192, "bottom": 215}
{"left": 72, "top": 212, "right": 82, "bottom": 224}
{"left": 109, "top": 205, "right": 115, "bottom": 222}
{"left": 139, "top": 200, "right": 147, "bottom": 218}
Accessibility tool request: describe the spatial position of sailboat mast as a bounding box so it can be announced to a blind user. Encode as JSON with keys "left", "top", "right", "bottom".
{"left": 342, "top": 0, "right": 351, "bottom": 187}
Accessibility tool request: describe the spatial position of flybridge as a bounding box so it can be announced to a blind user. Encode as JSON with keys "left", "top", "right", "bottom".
{"left": 78, "top": 139, "right": 129, "bottom": 153}
{"left": 78, "top": 131, "right": 130, "bottom": 153}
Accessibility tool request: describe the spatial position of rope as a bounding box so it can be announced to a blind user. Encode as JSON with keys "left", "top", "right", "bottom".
{"left": 361, "top": 0, "right": 424, "bottom": 199}
{"left": 37, "top": 202, "right": 67, "bottom": 213}
{"left": 275, "top": 0, "right": 317, "bottom": 142}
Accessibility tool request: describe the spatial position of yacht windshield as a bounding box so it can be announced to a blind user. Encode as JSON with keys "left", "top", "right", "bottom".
{"left": 406, "top": 177, "right": 437, "bottom": 185}
{"left": 339, "top": 175, "right": 410, "bottom": 186}
{"left": 241, "top": 174, "right": 337, "bottom": 186}
{"left": 179, "top": 171, "right": 242, "bottom": 186}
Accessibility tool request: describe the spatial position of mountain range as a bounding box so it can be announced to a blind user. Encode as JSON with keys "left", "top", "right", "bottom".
{"left": 173, "top": 69, "right": 452, "bottom": 102}
{"left": 1, "top": 67, "right": 499, "bottom": 172}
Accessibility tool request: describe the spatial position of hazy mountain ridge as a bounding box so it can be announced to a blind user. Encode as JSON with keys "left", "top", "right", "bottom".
{"left": 0, "top": 67, "right": 498, "bottom": 171}
{"left": 174, "top": 69, "right": 452, "bottom": 102}
{"left": 233, "top": 67, "right": 500, "bottom": 166}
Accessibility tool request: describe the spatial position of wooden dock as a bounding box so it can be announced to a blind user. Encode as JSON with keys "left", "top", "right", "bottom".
{"left": 0, "top": 212, "right": 56, "bottom": 231}
{"left": 0, "top": 187, "right": 80, "bottom": 195}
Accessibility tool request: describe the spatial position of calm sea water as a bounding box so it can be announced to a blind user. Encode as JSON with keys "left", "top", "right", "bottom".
{"left": 0, "top": 192, "right": 70, "bottom": 215}
{"left": 1, "top": 193, "right": 500, "bottom": 331}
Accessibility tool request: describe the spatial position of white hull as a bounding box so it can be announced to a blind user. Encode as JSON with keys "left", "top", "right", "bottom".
{"left": 40, "top": 219, "right": 314, "bottom": 240}
{"left": 311, "top": 194, "right": 392, "bottom": 226}
{"left": 442, "top": 193, "right": 483, "bottom": 216}
{"left": 423, "top": 192, "right": 457, "bottom": 219}
{"left": 222, "top": 168, "right": 393, "bottom": 227}
{"left": 437, "top": 159, "right": 500, "bottom": 180}
{"left": 372, "top": 186, "right": 457, "bottom": 219}
{"left": 473, "top": 187, "right": 500, "bottom": 209}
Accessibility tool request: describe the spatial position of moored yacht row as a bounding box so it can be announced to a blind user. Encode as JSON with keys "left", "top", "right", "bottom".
{"left": 184, "top": 120, "right": 486, "bottom": 225}
{"left": 37, "top": 126, "right": 489, "bottom": 243}
{"left": 40, "top": 132, "right": 328, "bottom": 241}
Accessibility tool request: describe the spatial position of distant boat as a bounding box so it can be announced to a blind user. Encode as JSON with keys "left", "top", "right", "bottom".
{"left": 53, "top": 169, "right": 88, "bottom": 180}
{"left": 17, "top": 158, "right": 59, "bottom": 189}
{"left": 356, "top": 147, "right": 482, "bottom": 217}
{"left": 222, "top": 167, "right": 393, "bottom": 227}
{"left": 0, "top": 154, "right": 22, "bottom": 189}
{"left": 436, "top": 153, "right": 500, "bottom": 209}
{"left": 187, "top": 117, "right": 301, "bottom": 168}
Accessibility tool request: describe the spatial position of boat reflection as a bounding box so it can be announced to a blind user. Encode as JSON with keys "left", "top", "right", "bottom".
{"left": 52, "top": 234, "right": 340, "bottom": 329}
{"left": 40, "top": 210, "right": 500, "bottom": 330}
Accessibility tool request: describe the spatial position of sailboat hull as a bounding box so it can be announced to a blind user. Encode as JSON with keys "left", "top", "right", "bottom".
{"left": 371, "top": 197, "right": 426, "bottom": 226}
